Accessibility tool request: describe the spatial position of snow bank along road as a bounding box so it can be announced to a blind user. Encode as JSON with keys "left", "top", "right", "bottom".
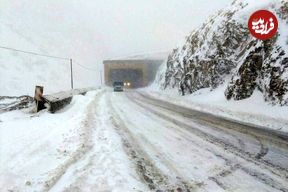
{"left": 1, "top": 89, "right": 288, "bottom": 192}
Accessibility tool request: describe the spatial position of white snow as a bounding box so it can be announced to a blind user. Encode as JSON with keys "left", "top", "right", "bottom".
{"left": 49, "top": 91, "right": 147, "bottom": 192}
{"left": 1, "top": 89, "right": 287, "bottom": 191}
{"left": 0, "top": 90, "right": 145, "bottom": 191}
{"left": 149, "top": 0, "right": 288, "bottom": 133}
{"left": 0, "top": 98, "right": 18, "bottom": 105}
{"left": 0, "top": 24, "right": 72, "bottom": 96}
{"left": 0, "top": 0, "right": 233, "bottom": 97}
{"left": 107, "top": 51, "right": 169, "bottom": 61}
{"left": 0, "top": 91, "right": 98, "bottom": 191}
{"left": 109, "top": 91, "right": 287, "bottom": 192}
{"left": 143, "top": 83, "right": 288, "bottom": 133}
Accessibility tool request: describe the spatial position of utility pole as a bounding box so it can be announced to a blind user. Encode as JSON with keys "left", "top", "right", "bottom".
{"left": 70, "top": 58, "right": 74, "bottom": 89}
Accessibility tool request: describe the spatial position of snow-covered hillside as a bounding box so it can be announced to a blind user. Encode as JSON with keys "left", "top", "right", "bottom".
{"left": 156, "top": 0, "right": 288, "bottom": 106}
{"left": 0, "top": 24, "right": 72, "bottom": 96}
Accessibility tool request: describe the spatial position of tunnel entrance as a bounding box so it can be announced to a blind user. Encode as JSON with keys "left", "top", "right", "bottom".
{"left": 109, "top": 68, "right": 143, "bottom": 88}
{"left": 103, "top": 59, "right": 164, "bottom": 89}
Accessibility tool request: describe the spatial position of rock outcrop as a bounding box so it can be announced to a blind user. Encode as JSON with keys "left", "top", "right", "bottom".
{"left": 158, "top": 0, "right": 288, "bottom": 106}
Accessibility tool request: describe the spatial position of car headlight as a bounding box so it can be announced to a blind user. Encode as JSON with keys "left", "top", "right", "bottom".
{"left": 124, "top": 82, "right": 127, "bottom": 86}
{"left": 127, "top": 82, "right": 131, "bottom": 86}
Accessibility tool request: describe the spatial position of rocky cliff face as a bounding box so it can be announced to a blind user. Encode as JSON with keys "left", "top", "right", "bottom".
{"left": 158, "top": 0, "right": 288, "bottom": 106}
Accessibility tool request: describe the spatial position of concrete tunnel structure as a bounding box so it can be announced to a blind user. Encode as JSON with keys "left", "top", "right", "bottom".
{"left": 103, "top": 56, "right": 166, "bottom": 88}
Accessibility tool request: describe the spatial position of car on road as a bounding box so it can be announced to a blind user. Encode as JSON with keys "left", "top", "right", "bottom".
{"left": 113, "top": 81, "right": 124, "bottom": 92}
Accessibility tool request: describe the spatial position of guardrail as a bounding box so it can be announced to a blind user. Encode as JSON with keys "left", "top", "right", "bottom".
{"left": 43, "top": 88, "right": 95, "bottom": 113}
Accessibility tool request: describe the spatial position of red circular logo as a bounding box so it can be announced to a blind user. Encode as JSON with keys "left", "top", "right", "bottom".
{"left": 248, "top": 10, "right": 278, "bottom": 40}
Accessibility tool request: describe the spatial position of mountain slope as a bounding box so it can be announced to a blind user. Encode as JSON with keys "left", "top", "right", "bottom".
{"left": 0, "top": 24, "right": 71, "bottom": 96}
{"left": 156, "top": 0, "right": 288, "bottom": 106}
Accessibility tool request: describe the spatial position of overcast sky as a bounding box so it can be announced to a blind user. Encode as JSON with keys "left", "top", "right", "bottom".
{"left": 0, "top": 0, "right": 232, "bottom": 85}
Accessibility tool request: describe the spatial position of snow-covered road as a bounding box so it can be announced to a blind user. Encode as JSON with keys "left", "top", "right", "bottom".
{"left": 110, "top": 91, "right": 288, "bottom": 192}
{"left": 1, "top": 89, "right": 288, "bottom": 192}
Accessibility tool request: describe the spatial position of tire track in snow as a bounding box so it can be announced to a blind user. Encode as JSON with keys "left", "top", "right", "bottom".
{"left": 43, "top": 91, "right": 104, "bottom": 191}
{"left": 133, "top": 93, "right": 273, "bottom": 161}
{"left": 137, "top": 92, "right": 288, "bottom": 147}
{"left": 108, "top": 93, "right": 197, "bottom": 192}
{"left": 127, "top": 92, "right": 288, "bottom": 191}
{"left": 48, "top": 91, "right": 148, "bottom": 192}
{"left": 131, "top": 92, "right": 288, "bottom": 174}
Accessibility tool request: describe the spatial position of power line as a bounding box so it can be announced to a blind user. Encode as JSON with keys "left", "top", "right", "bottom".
{"left": 0, "top": 45, "right": 98, "bottom": 71}
{"left": 0, "top": 45, "right": 70, "bottom": 60}
{"left": 0, "top": 45, "right": 100, "bottom": 89}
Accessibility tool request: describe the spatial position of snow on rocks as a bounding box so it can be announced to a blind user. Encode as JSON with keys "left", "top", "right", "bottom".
{"left": 157, "top": 0, "right": 288, "bottom": 106}
{"left": 0, "top": 95, "right": 34, "bottom": 113}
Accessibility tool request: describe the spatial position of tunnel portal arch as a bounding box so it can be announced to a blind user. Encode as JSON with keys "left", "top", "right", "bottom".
{"left": 103, "top": 59, "right": 163, "bottom": 88}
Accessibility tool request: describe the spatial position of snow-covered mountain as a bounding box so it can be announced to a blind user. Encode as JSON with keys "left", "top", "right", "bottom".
{"left": 156, "top": 0, "right": 288, "bottom": 106}
{"left": 0, "top": 1, "right": 103, "bottom": 96}
{"left": 0, "top": 24, "right": 71, "bottom": 96}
